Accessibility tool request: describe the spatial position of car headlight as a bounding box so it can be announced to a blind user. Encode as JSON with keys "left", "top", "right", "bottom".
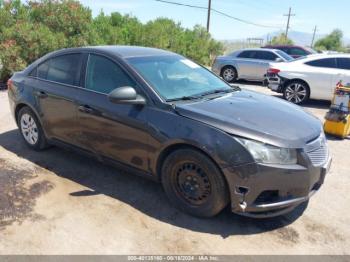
{"left": 237, "top": 138, "right": 297, "bottom": 165}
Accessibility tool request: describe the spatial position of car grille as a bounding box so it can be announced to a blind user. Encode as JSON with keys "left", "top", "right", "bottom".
{"left": 305, "top": 134, "right": 329, "bottom": 167}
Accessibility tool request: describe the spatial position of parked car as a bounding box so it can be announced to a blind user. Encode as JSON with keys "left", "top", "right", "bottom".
{"left": 212, "top": 48, "right": 293, "bottom": 83}
{"left": 263, "top": 45, "right": 317, "bottom": 58}
{"left": 266, "top": 54, "right": 350, "bottom": 104}
{"left": 8, "top": 46, "right": 331, "bottom": 218}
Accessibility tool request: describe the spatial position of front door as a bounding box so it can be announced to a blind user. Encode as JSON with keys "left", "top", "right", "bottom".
{"left": 75, "top": 53, "right": 151, "bottom": 172}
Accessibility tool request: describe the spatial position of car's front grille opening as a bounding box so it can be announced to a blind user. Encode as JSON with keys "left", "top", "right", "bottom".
{"left": 254, "top": 190, "right": 279, "bottom": 205}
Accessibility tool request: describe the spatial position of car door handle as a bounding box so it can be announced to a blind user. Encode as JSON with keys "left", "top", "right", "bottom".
{"left": 35, "top": 91, "right": 48, "bottom": 99}
{"left": 78, "top": 105, "right": 94, "bottom": 114}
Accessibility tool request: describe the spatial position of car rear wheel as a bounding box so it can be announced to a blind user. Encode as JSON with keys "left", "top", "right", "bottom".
{"left": 283, "top": 80, "right": 310, "bottom": 104}
{"left": 161, "top": 149, "right": 229, "bottom": 217}
{"left": 221, "top": 66, "right": 237, "bottom": 83}
{"left": 18, "top": 107, "right": 49, "bottom": 150}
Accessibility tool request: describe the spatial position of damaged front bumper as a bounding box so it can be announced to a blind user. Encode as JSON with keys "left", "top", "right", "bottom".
{"left": 222, "top": 154, "right": 332, "bottom": 218}
{"left": 266, "top": 73, "right": 286, "bottom": 93}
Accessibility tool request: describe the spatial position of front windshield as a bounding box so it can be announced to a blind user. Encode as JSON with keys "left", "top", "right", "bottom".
{"left": 276, "top": 50, "right": 294, "bottom": 61}
{"left": 127, "top": 55, "right": 232, "bottom": 101}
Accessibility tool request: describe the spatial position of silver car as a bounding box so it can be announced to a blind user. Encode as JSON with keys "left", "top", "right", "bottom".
{"left": 212, "top": 48, "right": 294, "bottom": 82}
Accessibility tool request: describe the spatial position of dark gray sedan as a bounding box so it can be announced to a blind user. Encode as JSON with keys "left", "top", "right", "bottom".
{"left": 212, "top": 48, "right": 294, "bottom": 82}
{"left": 7, "top": 46, "right": 330, "bottom": 218}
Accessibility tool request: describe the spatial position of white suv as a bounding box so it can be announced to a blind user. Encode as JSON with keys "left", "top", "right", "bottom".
{"left": 266, "top": 54, "right": 350, "bottom": 104}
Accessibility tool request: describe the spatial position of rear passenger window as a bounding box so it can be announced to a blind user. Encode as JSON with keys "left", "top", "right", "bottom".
{"left": 337, "top": 58, "right": 350, "bottom": 70}
{"left": 237, "top": 51, "right": 257, "bottom": 59}
{"left": 256, "top": 51, "right": 278, "bottom": 61}
{"left": 305, "top": 58, "right": 337, "bottom": 69}
{"left": 46, "top": 54, "right": 82, "bottom": 85}
{"left": 37, "top": 60, "right": 50, "bottom": 79}
{"left": 28, "top": 67, "right": 37, "bottom": 77}
{"left": 85, "top": 54, "right": 135, "bottom": 94}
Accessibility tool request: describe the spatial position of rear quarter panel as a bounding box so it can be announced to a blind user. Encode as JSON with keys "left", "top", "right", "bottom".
{"left": 8, "top": 73, "right": 39, "bottom": 124}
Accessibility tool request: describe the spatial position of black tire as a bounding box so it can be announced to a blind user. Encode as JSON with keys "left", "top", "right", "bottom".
{"left": 17, "top": 107, "right": 49, "bottom": 151}
{"left": 221, "top": 66, "right": 237, "bottom": 83}
{"left": 161, "top": 149, "right": 229, "bottom": 217}
{"left": 283, "top": 80, "right": 310, "bottom": 104}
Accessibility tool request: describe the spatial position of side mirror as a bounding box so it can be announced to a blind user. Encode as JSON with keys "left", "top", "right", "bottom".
{"left": 275, "top": 57, "right": 284, "bottom": 62}
{"left": 108, "top": 86, "right": 146, "bottom": 105}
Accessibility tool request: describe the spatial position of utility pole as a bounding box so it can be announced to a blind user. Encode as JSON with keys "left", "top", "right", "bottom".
{"left": 311, "top": 26, "right": 317, "bottom": 47}
{"left": 206, "top": 0, "right": 211, "bottom": 32}
{"left": 283, "top": 7, "right": 295, "bottom": 41}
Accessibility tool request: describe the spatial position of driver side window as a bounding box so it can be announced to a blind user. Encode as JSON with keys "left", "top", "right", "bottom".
{"left": 85, "top": 54, "right": 135, "bottom": 94}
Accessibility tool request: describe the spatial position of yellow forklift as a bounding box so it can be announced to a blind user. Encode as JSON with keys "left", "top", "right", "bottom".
{"left": 324, "top": 81, "right": 350, "bottom": 139}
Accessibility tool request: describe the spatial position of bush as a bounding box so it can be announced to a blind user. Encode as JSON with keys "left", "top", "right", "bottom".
{"left": 0, "top": 0, "right": 223, "bottom": 81}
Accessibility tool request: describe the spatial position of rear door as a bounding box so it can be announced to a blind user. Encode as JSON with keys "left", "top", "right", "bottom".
{"left": 75, "top": 53, "right": 151, "bottom": 172}
{"left": 255, "top": 51, "right": 279, "bottom": 79}
{"left": 236, "top": 50, "right": 260, "bottom": 79}
{"left": 29, "top": 53, "right": 83, "bottom": 144}
{"left": 304, "top": 58, "right": 339, "bottom": 100}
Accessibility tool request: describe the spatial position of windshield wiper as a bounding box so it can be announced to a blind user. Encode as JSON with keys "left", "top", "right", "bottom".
{"left": 166, "top": 87, "right": 239, "bottom": 102}
{"left": 166, "top": 95, "right": 201, "bottom": 102}
{"left": 196, "top": 88, "right": 235, "bottom": 97}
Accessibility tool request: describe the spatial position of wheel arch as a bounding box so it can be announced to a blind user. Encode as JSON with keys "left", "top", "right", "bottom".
{"left": 220, "top": 64, "right": 238, "bottom": 78}
{"left": 156, "top": 143, "right": 227, "bottom": 185}
{"left": 283, "top": 78, "right": 311, "bottom": 95}
{"left": 14, "top": 102, "right": 45, "bottom": 133}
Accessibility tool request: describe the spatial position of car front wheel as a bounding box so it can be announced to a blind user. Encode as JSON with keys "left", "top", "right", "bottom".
{"left": 161, "top": 149, "right": 229, "bottom": 217}
{"left": 283, "top": 80, "right": 310, "bottom": 104}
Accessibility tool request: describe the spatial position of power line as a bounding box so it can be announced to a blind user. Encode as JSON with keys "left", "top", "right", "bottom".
{"left": 211, "top": 8, "right": 281, "bottom": 29}
{"left": 155, "top": 0, "right": 282, "bottom": 30}
{"left": 155, "top": 0, "right": 207, "bottom": 10}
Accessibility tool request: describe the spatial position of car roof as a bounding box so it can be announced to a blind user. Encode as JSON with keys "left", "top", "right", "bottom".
{"left": 263, "top": 45, "right": 304, "bottom": 48}
{"left": 238, "top": 48, "right": 278, "bottom": 52}
{"left": 287, "top": 53, "right": 350, "bottom": 63}
{"left": 300, "top": 53, "right": 350, "bottom": 60}
{"left": 47, "top": 45, "right": 177, "bottom": 59}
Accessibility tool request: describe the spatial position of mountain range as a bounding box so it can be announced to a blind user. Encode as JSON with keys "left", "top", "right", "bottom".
{"left": 222, "top": 30, "right": 350, "bottom": 47}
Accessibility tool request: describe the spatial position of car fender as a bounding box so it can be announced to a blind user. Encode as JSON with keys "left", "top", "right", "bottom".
{"left": 148, "top": 109, "right": 254, "bottom": 176}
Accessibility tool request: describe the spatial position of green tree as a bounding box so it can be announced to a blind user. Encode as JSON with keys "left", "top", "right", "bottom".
{"left": 314, "top": 29, "right": 344, "bottom": 51}
{"left": 270, "top": 33, "right": 294, "bottom": 45}
{"left": 0, "top": 0, "right": 223, "bottom": 82}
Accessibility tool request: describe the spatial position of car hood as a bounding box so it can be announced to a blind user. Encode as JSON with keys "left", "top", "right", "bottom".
{"left": 175, "top": 90, "right": 322, "bottom": 148}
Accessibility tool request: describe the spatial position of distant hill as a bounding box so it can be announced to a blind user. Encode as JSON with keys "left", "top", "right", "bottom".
{"left": 264, "top": 30, "right": 350, "bottom": 46}
{"left": 222, "top": 30, "right": 350, "bottom": 48}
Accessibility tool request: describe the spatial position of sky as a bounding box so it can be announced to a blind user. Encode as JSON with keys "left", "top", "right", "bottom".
{"left": 79, "top": 0, "right": 350, "bottom": 40}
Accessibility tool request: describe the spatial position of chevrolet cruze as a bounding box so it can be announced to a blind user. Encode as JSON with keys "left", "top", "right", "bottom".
{"left": 7, "top": 46, "right": 332, "bottom": 218}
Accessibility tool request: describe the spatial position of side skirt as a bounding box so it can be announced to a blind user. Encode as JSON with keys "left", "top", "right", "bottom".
{"left": 49, "top": 138, "right": 158, "bottom": 182}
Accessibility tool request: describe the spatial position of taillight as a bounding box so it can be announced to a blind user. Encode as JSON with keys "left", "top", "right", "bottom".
{"left": 7, "top": 79, "right": 13, "bottom": 89}
{"left": 267, "top": 68, "right": 280, "bottom": 74}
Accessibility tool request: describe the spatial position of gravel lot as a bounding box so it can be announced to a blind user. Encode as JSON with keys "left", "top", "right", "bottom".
{"left": 0, "top": 83, "right": 349, "bottom": 255}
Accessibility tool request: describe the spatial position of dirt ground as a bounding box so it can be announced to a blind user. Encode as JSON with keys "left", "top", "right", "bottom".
{"left": 0, "top": 83, "right": 349, "bottom": 255}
